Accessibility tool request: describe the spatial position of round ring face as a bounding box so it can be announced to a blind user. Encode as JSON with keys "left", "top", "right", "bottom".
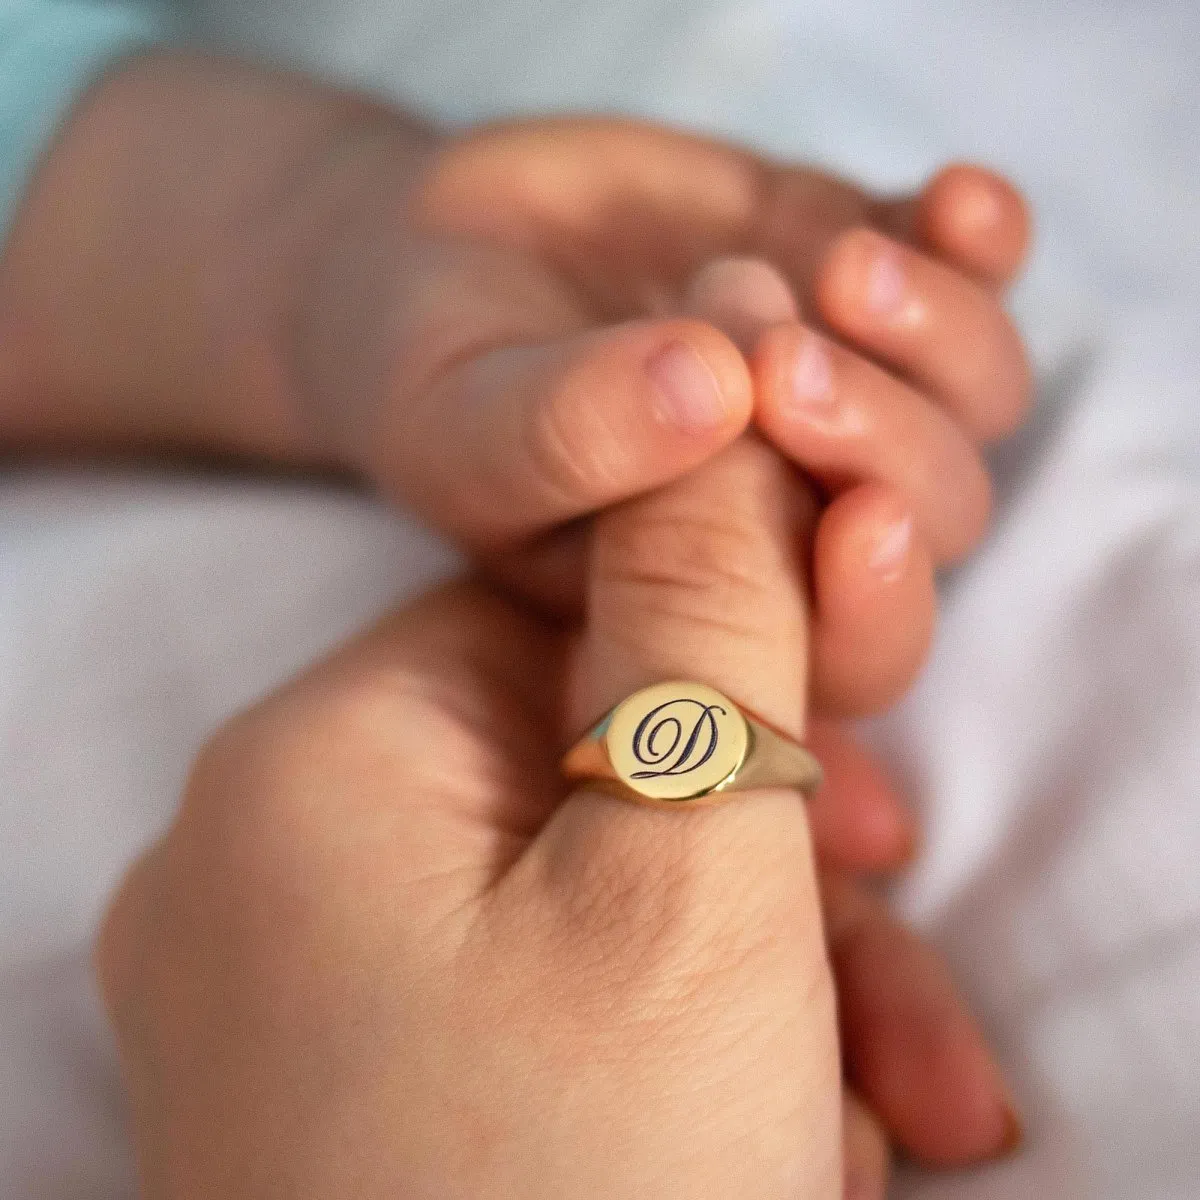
{"left": 604, "top": 681, "right": 750, "bottom": 801}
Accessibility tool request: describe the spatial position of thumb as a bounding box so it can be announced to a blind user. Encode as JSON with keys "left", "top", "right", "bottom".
{"left": 301, "top": 235, "right": 752, "bottom": 547}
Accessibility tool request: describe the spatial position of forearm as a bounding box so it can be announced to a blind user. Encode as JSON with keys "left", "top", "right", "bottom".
{"left": 0, "top": 50, "right": 436, "bottom": 463}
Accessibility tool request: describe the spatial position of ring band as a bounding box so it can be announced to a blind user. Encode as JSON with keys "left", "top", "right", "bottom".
{"left": 561, "top": 680, "right": 823, "bottom": 807}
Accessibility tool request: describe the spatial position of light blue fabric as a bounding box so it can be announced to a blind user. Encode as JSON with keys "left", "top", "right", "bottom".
{"left": 0, "top": 1, "right": 178, "bottom": 241}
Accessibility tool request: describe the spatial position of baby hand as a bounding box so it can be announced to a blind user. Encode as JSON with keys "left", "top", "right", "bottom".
{"left": 337, "top": 120, "right": 1030, "bottom": 568}
{"left": 405, "top": 121, "right": 1030, "bottom": 713}
{"left": 2, "top": 66, "right": 1029, "bottom": 721}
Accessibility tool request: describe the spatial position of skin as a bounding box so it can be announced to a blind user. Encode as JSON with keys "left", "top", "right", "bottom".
{"left": 98, "top": 579, "right": 841, "bottom": 1199}
{"left": 0, "top": 55, "right": 1030, "bottom": 704}
{"left": 95, "top": 521, "right": 1014, "bottom": 1197}
{"left": 0, "top": 50, "right": 1033, "bottom": 1195}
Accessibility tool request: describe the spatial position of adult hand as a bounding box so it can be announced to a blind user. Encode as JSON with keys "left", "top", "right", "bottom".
{"left": 97, "top": 446, "right": 1016, "bottom": 1200}
{"left": 97, "top": 576, "right": 845, "bottom": 1198}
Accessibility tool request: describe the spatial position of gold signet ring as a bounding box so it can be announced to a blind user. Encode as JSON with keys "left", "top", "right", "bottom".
{"left": 561, "top": 681, "right": 823, "bottom": 807}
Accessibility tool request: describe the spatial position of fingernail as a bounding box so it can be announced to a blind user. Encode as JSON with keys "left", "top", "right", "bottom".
{"left": 791, "top": 334, "right": 834, "bottom": 406}
{"left": 867, "top": 514, "right": 913, "bottom": 581}
{"left": 647, "top": 341, "right": 728, "bottom": 431}
{"left": 866, "top": 247, "right": 907, "bottom": 315}
{"left": 785, "top": 335, "right": 869, "bottom": 436}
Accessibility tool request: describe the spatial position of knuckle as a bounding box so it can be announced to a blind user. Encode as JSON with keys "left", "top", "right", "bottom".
{"left": 596, "top": 511, "right": 780, "bottom": 646}
{"left": 564, "top": 815, "right": 697, "bottom": 939}
{"left": 173, "top": 692, "right": 368, "bottom": 897}
{"left": 95, "top": 671, "right": 431, "bottom": 1040}
{"left": 180, "top": 668, "right": 453, "bottom": 917}
{"left": 603, "top": 507, "right": 774, "bottom": 602}
{"left": 198, "top": 673, "right": 402, "bottom": 804}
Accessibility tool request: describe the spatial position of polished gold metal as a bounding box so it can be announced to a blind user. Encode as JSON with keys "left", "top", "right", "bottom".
{"left": 561, "top": 680, "right": 823, "bottom": 806}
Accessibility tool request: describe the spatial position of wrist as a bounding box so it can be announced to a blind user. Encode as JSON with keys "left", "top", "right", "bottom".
{"left": 0, "top": 50, "right": 437, "bottom": 464}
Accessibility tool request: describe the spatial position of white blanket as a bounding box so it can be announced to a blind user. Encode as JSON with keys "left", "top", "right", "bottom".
{"left": 3, "top": 1, "right": 1198, "bottom": 1195}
